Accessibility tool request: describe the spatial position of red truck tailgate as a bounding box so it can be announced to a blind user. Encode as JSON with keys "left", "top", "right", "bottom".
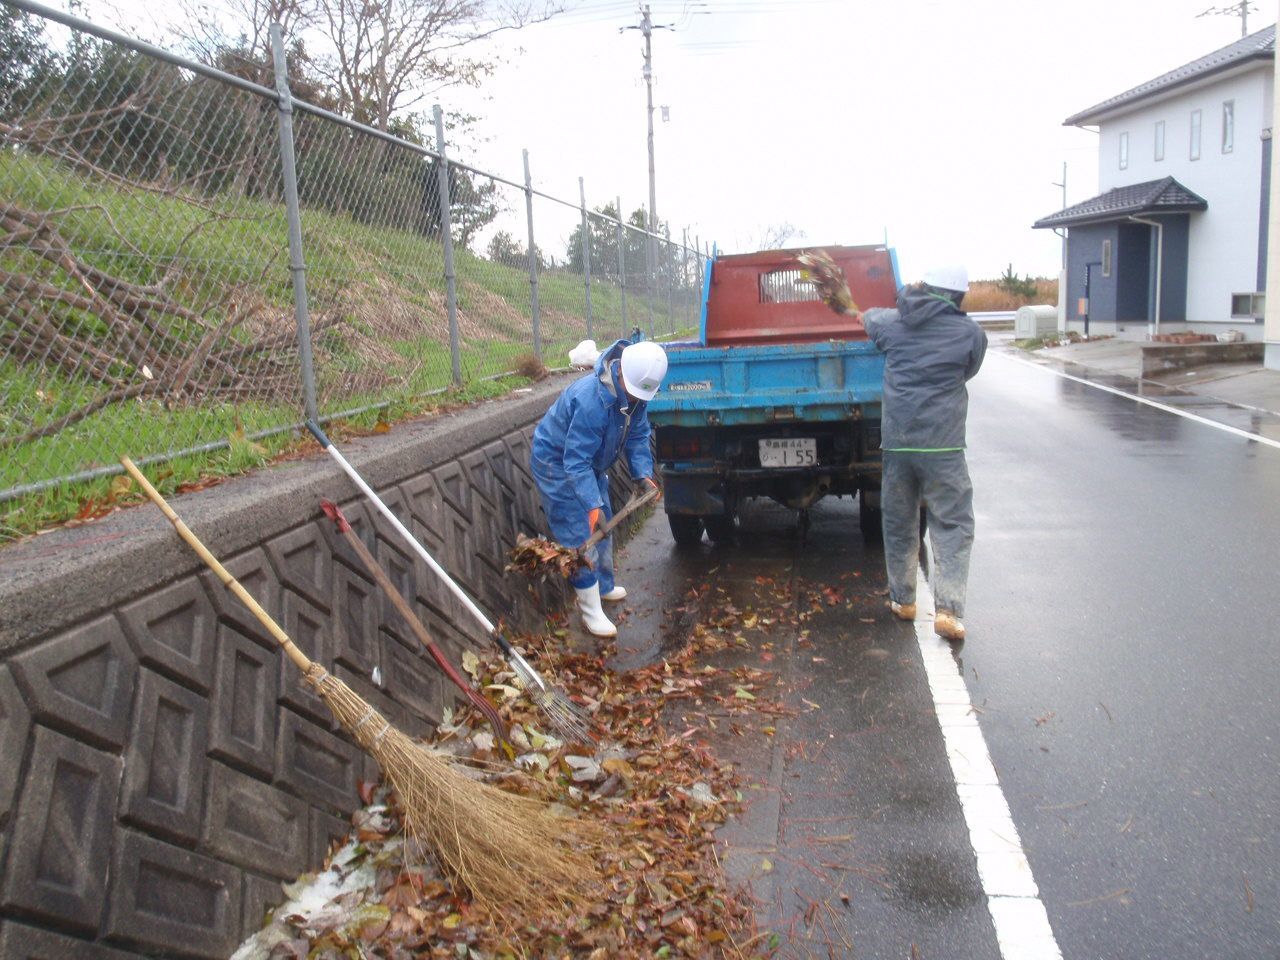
{"left": 704, "top": 245, "right": 899, "bottom": 347}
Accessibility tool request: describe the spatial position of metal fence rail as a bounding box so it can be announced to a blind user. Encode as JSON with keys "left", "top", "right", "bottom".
{"left": 0, "top": 0, "right": 706, "bottom": 510}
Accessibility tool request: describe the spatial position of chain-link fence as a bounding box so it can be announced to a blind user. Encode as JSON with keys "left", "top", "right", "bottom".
{"left": 0, "top": 0, "right": 706, "bottom": 527}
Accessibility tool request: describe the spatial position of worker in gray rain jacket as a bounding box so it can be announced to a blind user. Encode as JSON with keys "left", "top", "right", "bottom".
{"left": 859, "top": 265, "right": 987, "bottom": 641}
{"left": 530, "top": 339, "right": 667, "bottom": 639}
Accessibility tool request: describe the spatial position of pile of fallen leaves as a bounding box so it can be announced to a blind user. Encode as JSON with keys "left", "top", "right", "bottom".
{"left": 795, "top": 250, "right": 858, "bottom": 315}
{"left": 506, "top": 532, "right": 588, "bottom": 580}
{"left": 235, "top": 626, "right": 777, "bottom": 960}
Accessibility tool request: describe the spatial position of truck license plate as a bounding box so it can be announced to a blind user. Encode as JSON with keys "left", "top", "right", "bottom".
{"left": 759, "top": 438, "right": 816, "bottom": 467}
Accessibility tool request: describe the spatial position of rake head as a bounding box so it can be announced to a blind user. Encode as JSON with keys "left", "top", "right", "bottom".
{"left": 506, "top": 648, "right": 599, "bottom": 746}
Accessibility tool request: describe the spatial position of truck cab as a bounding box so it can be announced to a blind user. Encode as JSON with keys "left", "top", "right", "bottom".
{"left": 646, "top": 245, "right": 899, "bottom": 544}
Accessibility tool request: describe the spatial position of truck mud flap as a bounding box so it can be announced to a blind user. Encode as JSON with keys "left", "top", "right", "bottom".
{"left": 663, "top": 475, "right": 728, "bottom": 517}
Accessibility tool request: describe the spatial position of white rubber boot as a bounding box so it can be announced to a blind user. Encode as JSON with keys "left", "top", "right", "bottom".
{"left": 575, "top": 583, "right": 617, "bottom": 637}
{"left": 600, "top": 585, "right": 627, "bottom": 602}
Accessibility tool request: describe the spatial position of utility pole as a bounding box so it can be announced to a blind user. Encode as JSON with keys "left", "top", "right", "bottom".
{"left": 1051, "top": 162, "right": 1067, "bottom": 270}
{"left": 623, "top": 5, "right": 672, "bottom": 296}
{"left": 1197, "top": 1, "right": 1255, "bottom": 37}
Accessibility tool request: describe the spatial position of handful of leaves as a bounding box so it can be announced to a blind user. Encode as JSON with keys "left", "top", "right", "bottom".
{"left": 796, "top": 249, "right": 859, "bottom": 315}
{"left": 507, "top": 533, "right": 589, "bottom": 579}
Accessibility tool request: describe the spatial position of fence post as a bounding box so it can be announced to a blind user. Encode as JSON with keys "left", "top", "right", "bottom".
{"left": 682, "top": 227, "right": 690, "bottom": 332}
{"left": 579, "top": 177, "right": 593, "bottom": 339}
{"left": 664, "top": 225, "right": 674, "bottom": 336}
{"left": 270, "top": 24, "right": 318, "bottom": 423}
{"left": 642, "top": 205, "right": 654, "bottom": 338}
{"left": 523, "top": 149, "right": 542, "bottom": 361}
{"left": 433, "top": 104, "right": 463, "bottom": 387}
{"left": 617, "top": 196, "right": 628, "bottom": 337}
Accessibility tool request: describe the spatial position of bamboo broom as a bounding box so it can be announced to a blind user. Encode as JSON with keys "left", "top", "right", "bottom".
{"left": 120, "top": 457, "right": 599, "bottom": 914}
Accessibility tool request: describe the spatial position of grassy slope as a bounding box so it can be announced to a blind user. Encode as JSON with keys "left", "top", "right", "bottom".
{"left": 1, "top": 152, "right": 694, "bottom": 541}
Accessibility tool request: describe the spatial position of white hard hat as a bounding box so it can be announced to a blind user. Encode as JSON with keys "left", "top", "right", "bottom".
{"left": 620, "top": 341, "right": 668, "bottom": 401}
{"left": 921, "top": 264, "right": 969, "bottom": 293}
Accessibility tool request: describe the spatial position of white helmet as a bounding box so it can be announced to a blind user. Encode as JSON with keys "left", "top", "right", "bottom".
{"left": 620, "top": 341, "right": 668, "bottom": 401}
{"left": 921, "top": 264, "right": 969, "bottom": 293}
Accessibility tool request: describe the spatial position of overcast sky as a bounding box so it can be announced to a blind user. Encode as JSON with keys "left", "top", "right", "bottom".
{"left": 82, "top": 0, "right": 1272, "bottom": 281}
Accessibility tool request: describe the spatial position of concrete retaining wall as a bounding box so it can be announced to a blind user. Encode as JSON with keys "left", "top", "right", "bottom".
{"left": 1140, "top": 340, "right": 1265, "bottom": 377}
{"left": 0, "top": 376, "right": 621, "bottom": 957}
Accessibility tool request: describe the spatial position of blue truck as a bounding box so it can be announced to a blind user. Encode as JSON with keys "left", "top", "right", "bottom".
{"left": 646, "top": 245, "right": 900, "bottom": 545}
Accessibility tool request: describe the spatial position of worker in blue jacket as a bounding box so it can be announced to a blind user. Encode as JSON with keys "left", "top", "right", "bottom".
{"left": 859, "top": 265, "right": 987, "bottom": 642}
{"left": 531, "top": 339, "right": 668, "bottom": 637}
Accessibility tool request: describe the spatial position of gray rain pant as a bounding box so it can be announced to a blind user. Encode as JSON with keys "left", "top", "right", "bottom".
{"left": 882, "top": 450, "right": 974, "bottom": 617}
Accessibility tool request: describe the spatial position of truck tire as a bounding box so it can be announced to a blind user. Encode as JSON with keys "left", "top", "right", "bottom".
{"left": 668, "top": 514, "right": 704, "bottom": 546}
{"left": 859, "top": 503, "right": 883, "bottom": 543}
{"left": 703, "top": 514, "right": 737, "bottom": 544}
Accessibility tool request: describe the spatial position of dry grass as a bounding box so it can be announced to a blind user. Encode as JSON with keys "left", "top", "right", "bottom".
{"left": 513, "top": 353, "right": 549, "bottom": 380}
{"left": 964, "top": 277, "right": 1058, "bottom": 312}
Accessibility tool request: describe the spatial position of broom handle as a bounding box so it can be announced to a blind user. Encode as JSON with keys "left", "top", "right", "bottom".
{"left": 119, "top": 457, "right": 315, "bottom": 676}
{"left": 320, "top": 500, "right": 509, "bottom": 741}
{"left": 306, "top": 421, "right": 496, "bottom": 634}
{"left": 581, "top": 486, "right": 658, "bottom": 551}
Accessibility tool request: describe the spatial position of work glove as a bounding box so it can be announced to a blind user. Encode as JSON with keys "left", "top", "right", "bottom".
{"left": 641, "top": 476, "right": 662, "bottom": 501}
{"left": 588, "top": 507, "right": 603, "bottom": 533}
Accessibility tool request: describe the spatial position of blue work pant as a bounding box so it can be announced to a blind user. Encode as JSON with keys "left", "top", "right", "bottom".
{"left": 530, "top": 455, "right": 616, "bottom": 592}
{"left": 882, "top": 450, "right": 974, "bottom": 617}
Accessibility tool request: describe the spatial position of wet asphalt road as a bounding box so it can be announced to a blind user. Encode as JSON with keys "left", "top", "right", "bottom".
{"left": 608, "top": 348, "right": 1280, "bottom": 959}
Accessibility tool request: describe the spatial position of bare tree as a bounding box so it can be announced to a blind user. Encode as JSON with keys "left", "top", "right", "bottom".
{"left": 311, "top": 0, "right": 561, "bottom": 131}
{"left": 753, "top": 221, "right": 807, "bottom": 251}
{"left": 177, "top": 0, "right": 317, "bottom": 81}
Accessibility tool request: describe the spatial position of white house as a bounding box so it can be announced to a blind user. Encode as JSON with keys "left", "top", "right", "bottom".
{"left": 1035, "top": 26, "right": 1275, "bottom": 340}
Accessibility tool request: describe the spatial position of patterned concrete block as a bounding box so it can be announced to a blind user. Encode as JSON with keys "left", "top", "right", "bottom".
{"left": 275, "top": 707, "right": 361, "bottom": 814}
{"left": 0, "top": 922, "right": 138, "bottom": 959}
{"left": 380, "top": 631, "right": 444, "bottom": 728}
{"left": 104, "top": 830, "right": 241, "bottom": 958}
{"left": 276, "top": 590, "right": 335, "bottom": 729}
{"left": 265, "top": 523, "right": 334, "bottom": 614}
{"left": 332, "top": 560, "right": 379, "bottom": 677}
{"left": 202, "top": 548, "right": 284, "bottom": 652}
{"left": 401, "top": 472, "right": 446, "bottom": 549}
{"left": 209, "top": 622, "right": 279, "bottom": 779}
{"left": 241, "top": 872, "right": 285, "bottom": 940}
{"left": 1, "top": 726, "right": 121, "bottom": 932}
{"left": 119, "top": 668, "right": 209, "bottom": 846}
{"left": 118, "top": 576, "right": 217, "bottom": 695}
{"left": 308, "top": 806, "right": 351, "bottom": 870}
{"left": 202, "top": 760, "right": 307, "bottom": 879}
{"left": 432, "top": 459, "right": 472, "bottom": 519}
{"left": 334, "top": 663, "right": 429, "bottom": 743}
{"left": 10, "top": 616, "right": 136, "bottom": 752}
{"left": 0, "top": 665, "right": 31, "bottom": 824}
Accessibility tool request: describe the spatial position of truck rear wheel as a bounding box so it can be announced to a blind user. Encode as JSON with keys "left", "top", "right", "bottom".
{"left": 703, "top": 514, "right": 738, "bottom": 544}
{"left": 668, "top": 514, "right": 704, "bottom": 546}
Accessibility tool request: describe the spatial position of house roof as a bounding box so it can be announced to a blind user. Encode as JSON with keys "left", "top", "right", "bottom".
{"left": 1064, "top": 25, "right": 1275, "bottom": 126}
{"left": 1033, "top": 177, "right": 1208, "bottom": 228}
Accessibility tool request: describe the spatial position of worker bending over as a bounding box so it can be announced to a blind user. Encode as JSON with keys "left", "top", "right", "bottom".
{"left": 860, "top": 265, "right": 987, "bottom": 641}
{"left": 530, "top": 339, "right": 667, "bottom": 638}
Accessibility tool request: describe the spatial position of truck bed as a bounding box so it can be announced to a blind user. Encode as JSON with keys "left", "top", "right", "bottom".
{"left": 648, "top": 339, "right": 885, "bottom": 428}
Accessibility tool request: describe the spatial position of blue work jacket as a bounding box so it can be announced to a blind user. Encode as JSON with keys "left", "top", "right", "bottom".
{"left": 530, "top": 339, "right": 655, "bottom": 514}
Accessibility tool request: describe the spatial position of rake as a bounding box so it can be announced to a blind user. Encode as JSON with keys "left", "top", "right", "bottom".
{"left": 119, "top": 457, "right": 597, "bottom": 913}
{"left": 319, "top": 499, "right": 509, "bottom": 746}
{"left": 305, "top": 421, "right": 598, "bottom": 745}
{"left": 508, "top": 485, "right": 659, "bottom": 579}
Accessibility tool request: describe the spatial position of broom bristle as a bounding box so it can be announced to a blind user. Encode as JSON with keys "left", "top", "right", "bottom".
{"left": 309, "top": 668, "right": 601, "bottom": 914}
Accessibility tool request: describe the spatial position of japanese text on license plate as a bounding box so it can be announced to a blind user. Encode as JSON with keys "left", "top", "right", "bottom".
{"left": 758, "top": 438, "right": 816, "bottom": 467}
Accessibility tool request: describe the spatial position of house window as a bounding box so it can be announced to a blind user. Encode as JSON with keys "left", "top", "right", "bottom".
{"left": 1190, "top": 109, "right": 1202, "bottom": 160}
{"left": 1222, "top": 100, "right": 1234, "bottom": 153}
{"left": 1119, "top": 131, "right": 1129, "bottom": 170}
{"left": 1102, "top": 239, "right": 1113, "bottom": 278}
{"left": 1154, "top": 120, "right": 1165, "bottom": 161}
{"left": 1231, "top": 292, "right": 1264, "bottom": 318}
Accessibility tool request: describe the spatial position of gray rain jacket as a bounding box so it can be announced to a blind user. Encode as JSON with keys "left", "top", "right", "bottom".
{"left": 863, "top": 287, "right": 987, "bottom": 451}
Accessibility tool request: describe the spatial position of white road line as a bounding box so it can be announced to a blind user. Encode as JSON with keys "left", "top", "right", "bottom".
{"left": 998, "top": 351, "right": 1280, "bottom": 451}
{"left": 913, "top": 574, "right": 1064, "bottom": 960}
